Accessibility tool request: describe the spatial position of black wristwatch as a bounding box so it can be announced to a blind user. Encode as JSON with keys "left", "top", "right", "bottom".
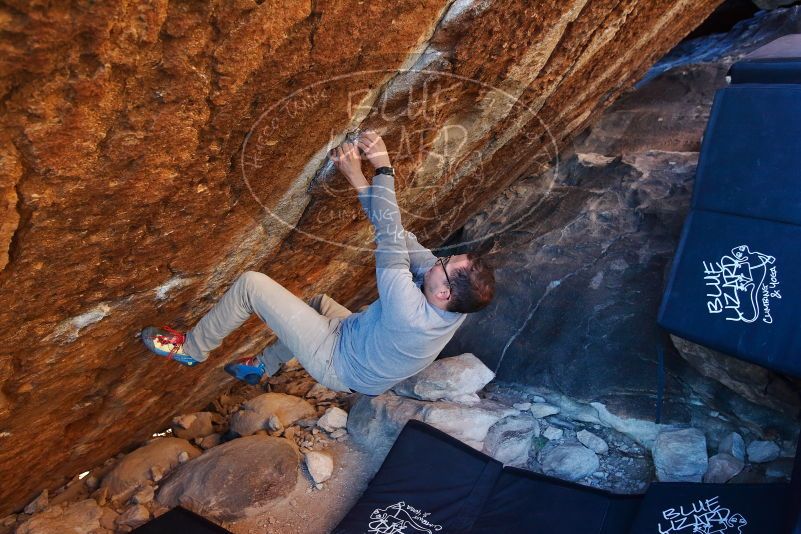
{"left": 374, "top": 166, "right": 395, "bottom": 177}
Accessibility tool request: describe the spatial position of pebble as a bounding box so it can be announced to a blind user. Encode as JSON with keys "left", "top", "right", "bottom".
{"left": 513, "top": 402, "right": 532, "bottom": 411}
{"left": 543, "top": 427, "right": 564, "bottom": 441}
{"left": 132, "top": 485, "right": 155, "bottom": 505}
{"left": 177, "top": 451, "right": 190, "bottom": 463}
{"left": 577, "top": 430, "right": 609, "bottom": 455}
{"left": 304, "top": 451, "right": 334, "bottom": 484}
{"left": 531, "top": 396, "right": 547, "bottom": 403}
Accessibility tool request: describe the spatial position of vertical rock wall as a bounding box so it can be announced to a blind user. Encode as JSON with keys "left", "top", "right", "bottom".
{"left": 0, "top": 0, "right": 719, "bottom": 514}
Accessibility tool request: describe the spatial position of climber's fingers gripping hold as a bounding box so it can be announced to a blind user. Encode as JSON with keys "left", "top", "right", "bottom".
{"left": 332, "top": 141, "right": 369, "bottom": 191}
{"left": 357, "top": 130, "right": 392, "bottom": 169}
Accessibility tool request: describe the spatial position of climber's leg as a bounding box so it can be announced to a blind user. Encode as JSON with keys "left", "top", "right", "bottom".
{"left": 181, "top": 271, "right": 350, "bottom": 390}
{"left": 255, "top": 293, "right": 352, "bottom": 379}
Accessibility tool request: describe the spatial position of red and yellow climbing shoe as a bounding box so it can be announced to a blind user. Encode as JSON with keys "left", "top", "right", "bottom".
{"left": 141, "top": 326, "right": 200, "bottom": 367}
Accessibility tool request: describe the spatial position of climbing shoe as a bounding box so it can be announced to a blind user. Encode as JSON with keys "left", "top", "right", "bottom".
{"left": 141, "top": 326, "right": 201, "bottom": 367}
{"left": 224, "top": 355, "right": 266, "bottom": 385}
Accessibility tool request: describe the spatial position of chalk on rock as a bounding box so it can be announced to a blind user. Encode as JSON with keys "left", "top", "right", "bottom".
{"left": 317, "top": 407, "right": 348, "bottom": 433}
{"left": 653, "top": 428, "right": 708, "bottom": 482}
{"left": 391, "top": 353, "right": 494, "bottom": 403}
{"left": 747, "top": 440, "right": 780, "bottom": 463}
{"left": 304, "top": 451, "right": 334, "bottom": 484}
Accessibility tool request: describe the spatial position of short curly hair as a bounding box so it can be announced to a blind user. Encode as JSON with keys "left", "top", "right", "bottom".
{"left": 446, "top": 253, "right": 495, "bottom": 313}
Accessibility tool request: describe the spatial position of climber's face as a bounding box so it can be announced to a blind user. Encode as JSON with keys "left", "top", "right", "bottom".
{"left": 422, "top": 254, "right": 470, "bottom": 310}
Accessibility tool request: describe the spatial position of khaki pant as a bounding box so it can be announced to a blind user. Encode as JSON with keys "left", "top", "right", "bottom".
{"left": 183, "top": 271, "right": 353, "bottom": 392}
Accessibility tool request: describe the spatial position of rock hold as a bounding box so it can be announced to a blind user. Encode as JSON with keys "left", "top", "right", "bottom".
{"left": 116, "top": 504, "right": 150, "bottom": 530}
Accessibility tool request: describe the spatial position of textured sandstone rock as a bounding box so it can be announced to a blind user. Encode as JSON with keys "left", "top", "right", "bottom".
{"left": 0, "top": 0, "right": 723, "bottom": 513}
{"left": 100, "top": 438, "right": 200, "bottom": 500}
{"left": 156, "top": 435, "right": 300, "bottom": 521}
{"left": 229, "top": 392, "right": 316, "bottom": 436}
{"left": 15, "top": 500, "right": 103, "bottom": 534}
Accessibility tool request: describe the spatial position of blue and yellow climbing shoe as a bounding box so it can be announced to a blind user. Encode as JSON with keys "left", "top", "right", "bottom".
{"left": 224, "top": 355, "right": 266, "bottom": 385}
{"left": 141, "top": 326, "right": 201, "bottom": 367}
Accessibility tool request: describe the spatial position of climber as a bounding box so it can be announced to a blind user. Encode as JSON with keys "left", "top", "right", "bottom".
{"left": 140, "top": 130, "right": 495, "bottom": 395}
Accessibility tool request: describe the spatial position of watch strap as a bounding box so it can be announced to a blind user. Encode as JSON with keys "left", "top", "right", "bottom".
{"left": 374, "top": 166, "right": 395, "bottom": 176}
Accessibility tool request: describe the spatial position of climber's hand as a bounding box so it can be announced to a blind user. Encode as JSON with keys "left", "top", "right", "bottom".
{"left": 330, "top": 141, "right": 369, "bottom": 191}
{"left": 357, "top": 130, "right": 392, "bottom": 169}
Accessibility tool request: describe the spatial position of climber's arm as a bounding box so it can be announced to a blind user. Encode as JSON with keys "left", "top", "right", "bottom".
{"left": 357, "top": 173, "right": 428, "bottom": 318}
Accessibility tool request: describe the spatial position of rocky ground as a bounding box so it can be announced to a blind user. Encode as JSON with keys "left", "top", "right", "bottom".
{"left": 3, "top": 354, "right": 794, "bottom": 534}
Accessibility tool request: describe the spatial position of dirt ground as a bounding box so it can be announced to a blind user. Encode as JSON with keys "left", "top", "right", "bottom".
{"left": 225, "top": 439, "right": 383, "bottom": 534}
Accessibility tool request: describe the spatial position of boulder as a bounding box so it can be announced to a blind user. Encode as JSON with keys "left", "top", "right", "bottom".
{"left": 15, "top": 500, "right": 102, "bottom": 534}
{"left": 101, "top": 438, "right": 201, "bottom": 500}
{"left": 747, "top": 440, "right": 780, "bottom": 463}
{"left": 540, "top": 445, "right": 600, "bottom": 481}
{"left": 347, "top": 392, "right": 517, "bottom": 453}
{"left": 157, "top": 435, "right": 300, "bottom": 521}
{"left": 171, "top": 412, "right": 215, "bottom": 440}
{"left": 317, "top": 407, "right": 348, "bottom": 433}
{"left": 577, "top": 430, "right": 609, "bottom": 455}
{"left": 703, "top": 453, "right": 744, "bottom": 483}
{"left": 0, "top": 0, "right": 775, "bottom": 515}
{"left": 718, "top": 432, "right": 746, "bottom": 461}
{"left": 653, "top": 428, "right": 708, "bottom": 482}
{"left": 483, "top": 415, "right": 540, "bottom": 466}
{"left": 392, "top": 354, "right": 494, "bottom": 403}
{"left": 304, "top": 452, "right": 334, "bottom": 484}
{"left": 229, "top": 393, "right": 316, "bottom": 436}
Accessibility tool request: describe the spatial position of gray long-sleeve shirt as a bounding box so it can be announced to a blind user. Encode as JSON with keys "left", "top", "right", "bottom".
{"left": 333, "top": 173, "right": 466, "bottom": 395}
